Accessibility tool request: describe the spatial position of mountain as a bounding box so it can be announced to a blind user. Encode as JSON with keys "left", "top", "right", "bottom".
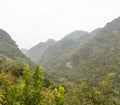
{"left": 0, "top": 29, "right": 25, "bottom": 59}
{"left": 0, "top": 29, "right": 34, "bottom": 71}
{"left": 26, "top": 17, "right": 120, "bottom": 87}
{"left": 68, "top": 17, "right": 120, "bottom": 83}
{"left": 26, "top": 39, "right": 56, "bottom": 64}
{"left": 21, "top": 48, "right": 28, "bottom": 54}
{"left": 70, "top": 17, "right": 120, "bottom": 66}
{"left": 48, "top": 16, "right": 120, "bottom": 85}
{"left": 26, "top": 30, "right": 90, "bottom": 66}
{"left": 62, "top": 30, "right": 88, "bottom": 40}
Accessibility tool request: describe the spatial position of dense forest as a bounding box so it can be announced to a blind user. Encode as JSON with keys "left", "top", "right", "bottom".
{"left": 26, "top": 17, "right": 120, "bottom": 86}
{"left": 0, "top": 66, "right": 119, "bottom": 105}
{"left": 0, "top": 17, "right": 120, "bottom": 104}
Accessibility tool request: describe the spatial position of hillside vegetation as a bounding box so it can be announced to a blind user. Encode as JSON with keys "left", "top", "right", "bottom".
{"left": 26, "top": 31, "right": 90, "bottom": 65}
{"left": 0, "top": 29, "right": 35, "bottom": 72}
{"left": 26, "top": 17, "right": 120, "bottom": 88}
{"left": 0, "top": 17, "right": 120, "bottom": 104}
{"left": 0, "top": 66, "right": 119, "bottom": 105}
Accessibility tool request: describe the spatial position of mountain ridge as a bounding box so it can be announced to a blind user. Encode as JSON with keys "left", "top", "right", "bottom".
{"left": 0, "top": 29, "right": 35, "bottom": 71}
{"left": 25, "top": 16, "right": 120, "bottom": 86}
{"left": 26, "top": 30, "right": 90, "bottom": 65}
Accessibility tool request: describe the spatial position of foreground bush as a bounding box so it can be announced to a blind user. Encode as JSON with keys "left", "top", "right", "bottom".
{"left": 0, "top": 66, "right": 119, "bottom": 105}
{"left": 0, "top": 66, "right": 65, "bottom": 105}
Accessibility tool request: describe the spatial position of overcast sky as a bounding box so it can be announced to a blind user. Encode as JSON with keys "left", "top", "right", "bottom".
{"left": 0, "top": 0, "right": 119, "bottom": 49}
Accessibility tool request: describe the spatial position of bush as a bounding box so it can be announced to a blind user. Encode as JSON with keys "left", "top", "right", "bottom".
{"left": 0, "top": 66, "right": 65, "bottom": 105}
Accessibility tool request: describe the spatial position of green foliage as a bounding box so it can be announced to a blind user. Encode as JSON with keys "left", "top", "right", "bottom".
{"left": 65, "top": 73, "right": 120, "bottom": 105}
{"left": 0, "top": 29, "right": 35, "bottom": 71}
{"left": 26, "top": 39, "right": 56, "bottom": 64}
{"left": 0, "top": 29, "right": 25, "bottom": 59}
{"left": 36, "top": 17, "right": 120, "bottom": 90}
{"left": 0, "top": 66, "right": 65, "bottom": 105}
{"left": 0, "top": 66, "right": 120, "bottom": 105}
{"left": 54, "top": 86, "right": 65, "bottom": 105}
{"left": 26, "top": 31, "right": 89, "bottom": 66}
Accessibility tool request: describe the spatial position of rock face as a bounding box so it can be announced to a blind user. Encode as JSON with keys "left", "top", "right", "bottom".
{"left": 66, "top": 62, "right": 73, "bottom": 69}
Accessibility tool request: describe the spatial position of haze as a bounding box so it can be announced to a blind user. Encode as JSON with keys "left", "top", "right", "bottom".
{"left": 0, "top": 0, "right": 119, "bottom": 49}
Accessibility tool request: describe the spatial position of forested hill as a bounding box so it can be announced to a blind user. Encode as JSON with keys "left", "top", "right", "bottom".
{"left": 0, "top": 29, "right": 25, "bottom": 59}
{"left": 25, "top": 16, "right": 120, "bottom": 87}
{"left": 69, "top": 17, "right": 120, "bottom": 66}
{"left": 0, "top": 17, "right": 120, "bottom": 104}
{"left": 62, "top": 16, "right": 120, "bottom": 84}
{"left": 21, "top": 48, "right": 28, "bottom": 54}
{"left": 0, "top": 29, "right": 34, "bottom": 71}
{"left": 26, "top": 30, "right": 90, "bottom": 65}
{"left": 26, "top": 39, "right": 56, "bottom": 64}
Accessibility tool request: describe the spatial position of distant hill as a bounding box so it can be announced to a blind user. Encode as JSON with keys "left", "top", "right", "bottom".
{"left": 26, "top": 30, "right": 90, "bottom": 66}
{"left": 59, "top": 17, "right": 120, "bottom": 85}
{"left": 47, "top": 16, "right": 120, "bottom": 85}
{"left": 62, "top": 30, "right": 88, "bottom": 40}
{"left": 21, "top": 48, "right": 28, "bottom": 54}
{"left": 0, "top": 29, "right": 25, "bottom": 59}
{"left": 69, "top": 17, "right": 120, "bottom": 66}
{"left": 26, "top": 39, "right": 56, "bottom": 64}
{"left": 26, "top": 17, "right": 120, "bottom": 87}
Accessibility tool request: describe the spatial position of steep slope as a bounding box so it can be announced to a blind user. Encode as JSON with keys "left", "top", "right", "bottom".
{"left": 45, "top": 28, "right": 101, "bottom": 70}
{"left": 0, "top": 29, "right": 25, "bottom": 59}
{"left": 26, "top": 17, "right": 120, "bottom": 87}
{"left": 62, "top": 30, "right": 88, "bottom": 40}
{"left": 27, "top": 30, "right": 90, "bottom": 66}
{"left": 47, "top": 17, "right": 120, "bottom": 85}
{"left": 0, "top": 29, "right": 34, "bottom": 71}
{"left": 21, "top": 48, "right": 28, "bottom": 54}
{"left": 70, "top": 17, "right": 120, "bottom": 66}
{"left": 26, "top": 39, "right": 56, "bottom": 64}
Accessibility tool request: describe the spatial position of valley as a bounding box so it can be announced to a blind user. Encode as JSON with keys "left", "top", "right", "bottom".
{"left": 0, "top": 17, "right": 120, "bottom": 105}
